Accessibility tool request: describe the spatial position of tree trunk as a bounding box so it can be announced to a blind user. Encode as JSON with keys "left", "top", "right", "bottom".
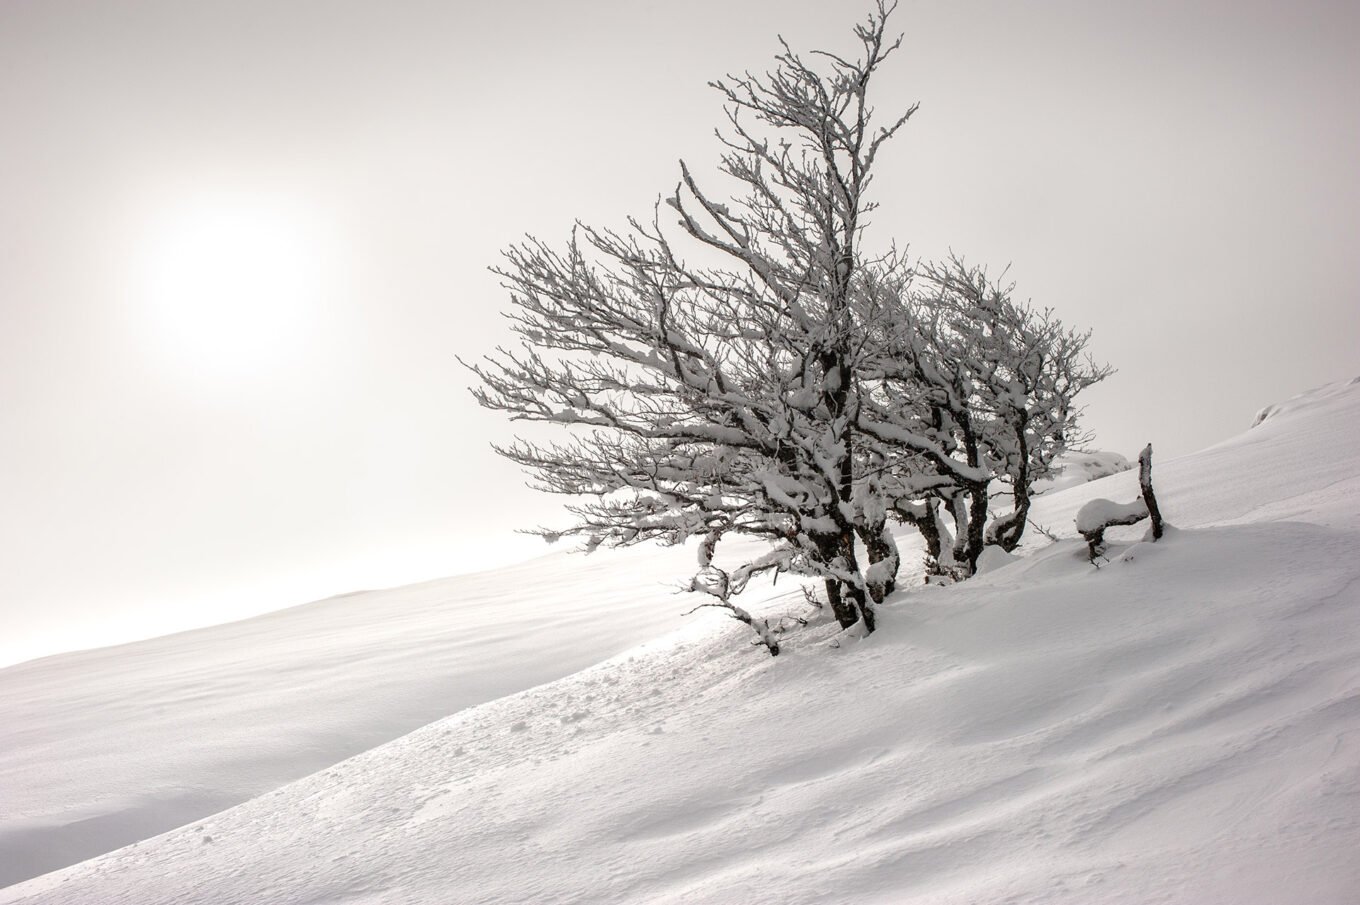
{"left": 848, "top": 581, "right": 876, "bottom": 633}
{"left": 917, "top": 500, "right": 944, "bottom": 562}
{"left": 816, "top": 533, "right": 860, "bottom": 630}
{"left": 821, "top": 578, "right": 857, "bottom": 631}
{"left": 948, "top": 490, "right": 971, "bottom": 567}
{"left": 997, "top": 413, "right": 1031, "bottom": 552}
{"left": 816, "top": 531, "right": 875, "bottom": 633}
{"left": 890, "top": 499, "right": 944, "bottom": 571}
{"left": 991, "top": 488, "right": 1030, "bottom": 553}
{"left": 963, "top": 481, "right": 989, "bottom": 575}
{"left": 837, "top": 530, "right": 875, "bottom": 632}
{"left": 892, "top": 498, "right": 961, "bottom": 578}
{"left": 856, "top": 518, "right": 899, "bottom": 603}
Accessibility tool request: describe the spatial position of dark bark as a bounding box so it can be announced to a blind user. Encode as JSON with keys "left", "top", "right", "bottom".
{"left": 890, "top": 498, "right": 949, "bottom": 577}
{"left": 953, "top": 424, "right": 989, "bottom": 574}
{"left": 815, "top": 529, "right": 876, "bottom": 633}
{"left": 855, "top": 586, "right": 877, "bottom": 633}
{"left": 815, "top": 532, "right": 860, "bottom": 630}
{"left": 963, "top": 482, "right": 989, "bottom": 575}
{"left": 837, "top": 530, "right": 876, "bottom": 633}
{"left": 994, "top": 415, "right": 1031, "bottom": 552}
{"left": 1139, "top": 443, "right": 1164, "bottom": 541}
{"left": 917, "top": 500, "right": 944, "bottom": 561}
{"left": 822, "top": 578, "right": 858, "bottom": 631}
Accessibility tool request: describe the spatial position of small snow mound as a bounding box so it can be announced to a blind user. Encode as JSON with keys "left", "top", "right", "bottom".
{"left": 1034, "top": 450, "right": 1132, "bottom": 495}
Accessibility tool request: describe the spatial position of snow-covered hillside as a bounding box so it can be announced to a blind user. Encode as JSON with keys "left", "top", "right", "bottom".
{"left": 5, "top": 378, "right": 1360, "bottom": 904}
{"left": 0, "top": 546, "right": 701, "bottom": 888}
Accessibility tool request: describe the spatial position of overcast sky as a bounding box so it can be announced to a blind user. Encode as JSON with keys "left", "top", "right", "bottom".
{"left": 3, "top": 0, "right": 1357, "bottom": 665}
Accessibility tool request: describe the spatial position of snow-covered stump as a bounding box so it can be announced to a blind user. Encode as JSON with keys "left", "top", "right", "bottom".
{"left": 1076, "top": 498, "right": 1149, "bottom": 560}
{"left": 1076, "top": 442, "right": 1166, "bottom": 561}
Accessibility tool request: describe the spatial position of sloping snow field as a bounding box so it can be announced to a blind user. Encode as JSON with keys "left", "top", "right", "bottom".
{"left": 4, "top": 378, "right": 1359, "bottom": 903}
{"left": 0, "top": 546, "right": 699, "bottom": 888}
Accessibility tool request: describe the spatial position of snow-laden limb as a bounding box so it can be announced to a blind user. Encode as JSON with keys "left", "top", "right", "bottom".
{"left": 686, "top": 545, "right": 801, "bottom": 655}
{"left": 1077, "top": 496, "right": 1151, "bottom": 560}
{"left": 1077, "top": 497, "right": 1150, "bottom": 535}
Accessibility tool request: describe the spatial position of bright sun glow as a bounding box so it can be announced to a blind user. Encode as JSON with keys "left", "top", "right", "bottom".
{"left": 135, "top": 193, "right": 333, "bottom": 385}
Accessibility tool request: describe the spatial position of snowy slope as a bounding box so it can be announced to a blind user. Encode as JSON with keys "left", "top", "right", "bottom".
{"left": 5, "top": 378, "right": 1360, "bottom": 904}
{"left": 0, "top": 545, "right": 703, "bottom": 888}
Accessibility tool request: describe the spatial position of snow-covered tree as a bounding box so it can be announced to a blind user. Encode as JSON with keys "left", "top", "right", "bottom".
{"left": 466, "top": 3, "right": 912, "bottom": 642}
{"left": 855, "top": 256, "right": 1112, "bottom": 576}
{"left": 466, "top": 2, "right": 1110, "bottom": 651}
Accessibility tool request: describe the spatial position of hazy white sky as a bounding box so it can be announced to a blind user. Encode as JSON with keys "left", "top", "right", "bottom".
{"left": 3, "top": 0, "right": 1357, "bottom": 665}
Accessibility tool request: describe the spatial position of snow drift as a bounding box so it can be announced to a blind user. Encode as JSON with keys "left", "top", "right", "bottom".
{"left": 4, "top": 378, "right": 1359, "bottom": 904}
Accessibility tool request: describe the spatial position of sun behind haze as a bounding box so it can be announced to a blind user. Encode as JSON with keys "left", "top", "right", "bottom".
{"left": 131, "top": 191, "right": 337, "bottom": 388}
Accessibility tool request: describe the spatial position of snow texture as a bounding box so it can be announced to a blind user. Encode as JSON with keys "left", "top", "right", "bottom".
{"left": 3, "top": 378, "right": 1360, "bottom": 904}
{"left": 0, "top": 549, "right": 697, "bottom": 888}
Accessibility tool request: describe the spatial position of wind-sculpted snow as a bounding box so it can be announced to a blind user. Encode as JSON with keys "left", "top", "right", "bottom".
{"left": 4, "top": 379, "right": 1360, "bottom": 904}
{"left": 1250, "top": 375, "right": 1360, "bottom": 429}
